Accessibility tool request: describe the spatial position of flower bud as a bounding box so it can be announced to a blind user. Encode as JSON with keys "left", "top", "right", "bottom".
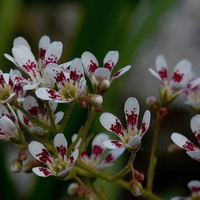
{"left": 130, "top": 178, "right": 143, "bottom": 197}
{"left": 135, "top": 170, "right": 145, "bottom": 181}
{"left": 67, "top": 183, "right": 78, "bottom": 195}
{"left": 98, "top": 79, "right": 110, "bottom": 93}
{"left": 19, "top": 149, "right": 27, "bottom": 161}
{"left": 146, "top": 96, "right": 160, "bottom": 112}
{"left": 86, "top": 94, "right": 103, "bottom": 107}
{"left": 11, "top": 158, "right": 23, "bottom": 173}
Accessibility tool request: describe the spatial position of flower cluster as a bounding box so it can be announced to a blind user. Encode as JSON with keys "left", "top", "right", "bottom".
{"left": 1, "top": 35, "right": 200, "bottom": 199}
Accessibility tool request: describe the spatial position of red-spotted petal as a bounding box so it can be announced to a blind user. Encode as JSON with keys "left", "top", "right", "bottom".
{"left": 103, "top": 51, "right": 119, "bottom": 72}
{"left": 171, "top": 59, "right": 191, "bottom": 84}
{"left": 187, "top": 180, "right": 200, "bottom": 194}
{"left": 171, "top": 133, "right": 198, "bottom": 151}
{"left": 0, "top": 104, "right": 10, "bottom": 118}
{"left": 124, "top": 97, "right": 139, "bottom": 132}
{"left": 156, "top": 54, "right": 168, "bottom": 82}
{"left": 44, "top": 41, "right": 63, "bottom": 67}
{"left": 190, "top": 114, "right": 200, "bottom": 144}
{"left": 91, "top": 133, "right": 109, "bottom": 161}
{"left": 111, "top": 65, "right": 131, "bottom": 82}
{"left": 54, "top": 133, "right": 67, "bottom": 161}
{"left": 100, "top": 112, "right": 126, "bottom": 139}
{"left": 68, "top": 149, "right": 79, "bottom": 167}
{"left": 81, "top": 51, "right": 99, "bottom": 74}
{"left": 139, "top": 110, "right": 151, "bottom": 138}
{"left": 101, "top": 148, "right": 125, "bottom": 165}
{"left": 32, "top": 167, "right": 53, "bottom": 177}
{"left": 103, "top": 140, "right": 124, "bottom": 149}
{"left": 39, "top": 35, "right": 50, "bottom": 61}
{"left": 35, "top": 87, "right": 63, "bottom": 101}
{"left": 28, "top": 141, "right": 54, "bottom": 165}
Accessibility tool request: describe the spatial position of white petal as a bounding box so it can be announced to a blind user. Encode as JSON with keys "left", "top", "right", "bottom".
{"left": 128, "top": 135, "right": 141, "bottom": 149}
{"left": 186, "top": 150, "right": 200, "bottom": 161}
{"left": 171, "top": 133, "right": 198, "bottom": 151}
{"left": 102, "top": 148, "right": 125, "bottom": 165}
{"left": 139, "top": 110, "right": 151, "bottom": 138}
{"left": 94, "top": 68, "right": 110, "bottom": 81}
{"left": 54, "top": 111, "right": 64, "bottom": 124}
{"left": 111, "top": 65, "right": 131, "bottom": 82}
{"left": 124, "top": 97, "right": 139, "bottom": 132}
{"left": 28, "top": 141, "right": 53, "bottom": 165}
{"left": 57, "top": 166, "right": 73, "bottom": 177}
{"left": 187, "top": 180, "right": 200, "bottom": 194}
{"left": 54, "top": 133, "right": 68, "bottom": 160}
{"left": 68, "top": 149, "right": 79, "bottom": 167}
{"left": 0, "top": 104, "right": 10, "bottom": 117}
{"left": 155, "top": 54, "right": 168, "bottom": 81}
{"left": 0, "top": 117, "right": 17, "bottom": 136}
{"left": 100, "top": 112, "right": 126, "bottom": 139}
{"left": 39, "top": 35, "right": 50, "bottom": 51}
{"left": 149, "top": 68, "right": 162, "bottom": 82}
{"left": 81, "top": 51, "right": 99, "bottom": 74}
{"left": 103, "top": 51, "right": 119, "bottom": 72}
{"left": 13, "top": 36, "right": 31, "bottom": 49}
{"left": 35, "top": 87, "right": 63, "bottom": 101}
{"left": 190, "top": 114, "right": 200, "bottom": 144}
{"left": 103, "top": 140, "right": 124, "bottom": 149}
{"left": 32, "top": 167, "right": 53, "bottom": 177}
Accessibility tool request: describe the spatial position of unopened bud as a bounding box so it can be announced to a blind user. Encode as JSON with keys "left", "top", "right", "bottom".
{"left": 98, "top": 79, "right": 110, "bottom": 93}
{"left": 130, "top": 179, "right": 143, "bottom": 197}
{"left": 86, "top": 94, "right": 103, "bottom": 107}
{"left": 146, "top": 96, "right": 160, "bottom": 112}
{"left": 67, "top": 183, "right": 78, "bottom": 195}
{"left": 77, "top": 184, "right": 85, "bottom": 197}
{"left": 159, "top": 107, "right": 168, "bottom": 120}
{"left": 135, "top": 170, "right": 144, "bottom": 181}
{"left": 19, "top": 149, "right": 27, "bottom": 161}
{"left": 11, "top": 158, "right": 23, "bottom": 173}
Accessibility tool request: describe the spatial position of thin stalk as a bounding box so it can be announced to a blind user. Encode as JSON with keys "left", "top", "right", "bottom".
{"left": 59, "top": 101, "right": 76, "bottom": 133}
{"left": 146, "top": 114, "right": 161, "bottom": 191}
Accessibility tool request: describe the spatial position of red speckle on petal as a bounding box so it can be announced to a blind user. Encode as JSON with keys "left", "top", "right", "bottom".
{"left": 22, "top": 60, "right": 38, "bottom": 77}
{"left": 23, "top": 116, "right": 30, "bottom": 126}
{"left": 0, "top": 128, "right": 5, "bottom": 135}
{"left": 28, "top": 106, "right": 39, "bottom": 117}
{"left": 45, "top": 54, "right": 58, "bottom": 66}
{"left": 89, "top": 60, "right": 98, "bottom": 73}
{"left": 92, "top": 145, "right": 103, "bottom": 159}
{"left": 70, "top": 69, "right": 82, "bottom": 84}
{"left": 39, "top": 167, "right": 51, "bottom": 176}
{"left": 47, "top": 89, "right": 60, "bottom": 99}
{"left": 140, "top": 122, "right": 147, "bottom": 137}
{"left": 103, "top": 153, "right": 114, "bottom": 164}
{"left": 56, "top": 145, "right": 67, "bottom": 160}
{"left": 172, "top": 71, "right": 183, "bottom": 82}
{"left": 39, "top": 48, "right": 46, "bottom": 60}
{"left": 191, "top": 186, "right": 200, "bottom": 193}
{"left": 110, "top": 119, "right": 124, "bottom": 137}
{"left": 68, "top": 155, "right": 74, "bottom": 166}
{"left": 158, "top": 67, "right": 167, "bottom": 81}
{"left": 111, "top": 140, "right": 123, "bottom": 148}
{"left": 104, "top": 61, "right": 114, "bottom": 71}
{"left": 125, "top": 109, "right": 138, "bottom": 129}
{"left": 183, "top": 141, "right": 196, "bottom": 151}
{"left": 0, "top": 75, "right": 6, "bottom": 88}
{"left": 54, "top": 70, "right": 66, "bottom": 85}
{"left": 36, "top": 149, "right": 52, "bottom": 164}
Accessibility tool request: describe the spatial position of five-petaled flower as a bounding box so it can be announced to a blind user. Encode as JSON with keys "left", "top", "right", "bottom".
{"left": 0, "top": 69, "right": 28, "bottom": 104}
{"left": 35, "top": 58, "right": 86, "bottom": 103}
{"left": 28, "top": 133, "right": 79, "bottom": 178}
{"left": 171, "top": 180, "right": 200, "bottom": 200}
{"left": 171, "top": 114, "right": 200, "bottom": 161}
{"left": 149, "top": 55, "right": 200, "bottom": 106}
{"left": 73, "top": 133, "right": 125, "bottom": 170}
{"left": 81, "top": 51, "right": 131, "bottom": 94}
{"left": 17, "top": 95, "right": 64, "bottom": 133}
{"left": 4, "top": 35, "right": 63, "bottom": 89}
{"left": 100, "top": 97, "right": 151, "bottom": 151}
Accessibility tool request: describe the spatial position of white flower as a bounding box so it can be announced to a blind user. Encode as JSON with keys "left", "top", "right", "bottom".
{"left": 100, "top": 97, "right": 150, "bottom": 151}
{"left": 28, "top": 133, "right": 79, "bottom": 178}
{"left": 81, "top": 51, "right": 131, "bottom": 93}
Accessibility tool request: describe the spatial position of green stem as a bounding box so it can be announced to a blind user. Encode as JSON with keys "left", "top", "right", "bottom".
{"left": 76, "top": 159, "right": 162, "bottom": 200}
{"left": 146, "top": 114, "right": 161, "bottom": 191}
{"left": 59, "top": 101, "right": 76, "bottom": 133}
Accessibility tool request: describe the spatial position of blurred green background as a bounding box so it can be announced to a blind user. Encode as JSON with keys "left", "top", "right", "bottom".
{"left": 1, "top": 0, "right": 200, "bottom": 199}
